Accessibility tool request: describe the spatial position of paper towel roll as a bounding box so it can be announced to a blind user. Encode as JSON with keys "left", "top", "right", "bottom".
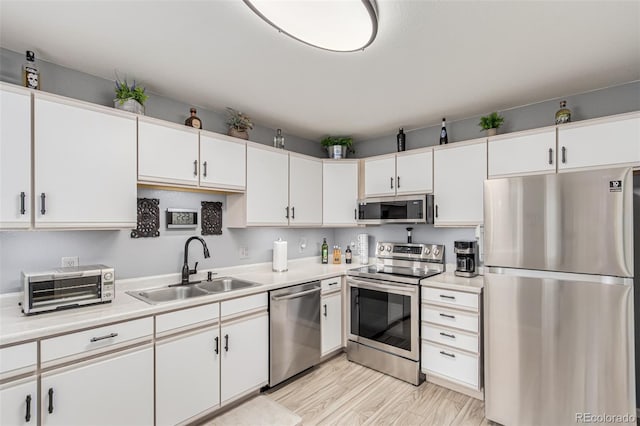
{"left": 357, "top": 233, "right": 369, "bottom": 265}
{"left": 273, "top": 239, "right": 288, "bottom": 272}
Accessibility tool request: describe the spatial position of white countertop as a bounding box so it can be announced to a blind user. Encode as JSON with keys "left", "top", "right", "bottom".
{"left": 0, "top": 258, "right": 355, "bottom": 346}
{"left": 420, "top": 267, "right": 484, "bottom": 293}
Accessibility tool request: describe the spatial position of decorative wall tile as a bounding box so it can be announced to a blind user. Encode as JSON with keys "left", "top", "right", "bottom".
{"left": 201, "top": 201, "right": 222, "bottom": 236}
{"left": 131, "top": 198, "right": 160, "bottom": 238}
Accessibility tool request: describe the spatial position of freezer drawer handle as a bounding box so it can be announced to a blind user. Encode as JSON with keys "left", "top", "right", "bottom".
{"left": 439, "top": 313, "right": 455, "bottom": 319}
{"left": 47, "top": 388, "right": 54, "bottom": 414}
{"left": 439, "top": 332, "right": 456, "bottom": 339}
{"left": 272, "top": 287, "right": 321, "bottom": 301}
{"left": 440, "top": 350, "right": 456, "bottom": 359}
{"left": 90, "top": 332, "right": 118, "bottom": 342}
{"left": 20, "top": 192, "right": 26, "bottom": 215}
{"left": 25, "top": 394, "right": 32, "bottom": 422}
{"left": 439, "top": 294, "right": 455, "bottom": 300}
{"left": 548, "top": 148, "right": 553, "bottom": 165}
{"left": 224, "top": 334, "right": 229, "bottom": 352}
{"left": 214, "top": 336, "right": 219, "bottom": 354}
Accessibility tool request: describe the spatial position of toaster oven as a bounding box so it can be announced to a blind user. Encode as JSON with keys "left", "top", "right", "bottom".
{"left": 21, "top": 265, "right": 115, "bottom": 315}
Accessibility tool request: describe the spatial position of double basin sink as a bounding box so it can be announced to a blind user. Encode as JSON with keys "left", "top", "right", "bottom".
{"left": 127, "top": 277, "right": 259, "bottom": 305}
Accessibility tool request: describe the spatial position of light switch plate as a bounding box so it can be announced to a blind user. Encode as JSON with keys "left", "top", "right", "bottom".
{"left": 61, "top": 256, "right": 79, "bottom": 267}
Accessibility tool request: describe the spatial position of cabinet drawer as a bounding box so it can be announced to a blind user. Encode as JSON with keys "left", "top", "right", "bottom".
{"left": 422, "top": 305, "right": 479, "bottom": 333}
{"left": 422, "top": 342, "right": 479, "bottom": 389}
{"left": 156, "top": 303, "right": 219, "bottom": 334}
{"left": 422, "top": 287, "right": 479, "bottom": 311}
{"left": 221, "top": 293, "right": 267, "bottom": 319}
{"left": 41, "top": 317, "right": 153, "bottom": 363}
{"left": 0, "top": 342, "right": 37, "bottom": 376}
{"left": 421, "top": 323, "right": 479, "bottom": 354}
{"left": 321, "top": 277, "right": 341, "bottom": 293}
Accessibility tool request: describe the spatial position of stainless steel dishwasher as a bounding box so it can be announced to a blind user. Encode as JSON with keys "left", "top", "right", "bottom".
{"left": 269, "top": 281, "right": 321, "bottom": 387}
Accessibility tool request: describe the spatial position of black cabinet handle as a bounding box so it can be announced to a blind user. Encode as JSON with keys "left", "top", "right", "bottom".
{"left": 561, "top": 146, "right": 567, "bottom": 164}
{"left": 397, "top": 176, "right": 400, "bottom": 188}
{"left": 439, "top": 313, "right": 455, "bottom": 319}
{"left": 48, "top": 388, "right": 54, "bottom": 414}
{"left": 20, "top": 192, "right": 26, "bottom": 215}
{"left": 224, "top": 334, "right": 229, "bottom": 352}
{"left": 291, "top": 207, "right": 295, "bottom": 219}
{"left": 439, "top": 332, "right": 456, "bottom": 339}
{"left": 435, "top": 204, "right": 438, "bottom": 218}
{"left": 354, "top": 208, "right": 357, "bottom": 220}
{"left": 214, "top": 336, "right": 219, "bottom": 354}
{"left": 285, "top": 206, "right": 289, "bottom": 219}
{"left": 203, "top": 161, "right": 208, "bottom": 178}
{"left": 323, "top": 304, "right": 327, "bottom": 317}
{"left": 90, "top": 332, "right": 118, "bottom": 342}
{"left": 40, "top": 193, "right": 46, "bottom": 215}
{"left": 25, "top": 394, "right": 32, "bottom": 422}
{"left": 390, "top": 177, "right": 394, "bottom": 189}
{"left": 193, "top": 160, "right": 198, "bottom": 176}
{"left": 440, "top": 350, "right": 456, "bottom": 358}
{"left": 548, "top": 148, "right": 553, "bottom": 165}
{"left": 439, "top": 294, "right": 455, "bottom": 300}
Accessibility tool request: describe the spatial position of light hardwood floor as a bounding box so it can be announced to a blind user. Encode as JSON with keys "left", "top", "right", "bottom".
{"left": 265, "top": 354, "right": 490, "bottom": 425}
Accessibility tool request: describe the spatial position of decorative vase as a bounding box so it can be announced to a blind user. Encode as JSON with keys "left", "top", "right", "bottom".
{"left": 114, "top": 99, "right": 144, "bottom": 115}
{"left": 555, "top": 100, "right": 572, "bottom": 124}
{"left": 327, "top": 145, "right": 348, "bottom": 159}
{"left": 228, "top": 128, "right": 249, "bottom": 140}
{"left": 486, "top": 128, "right": 498, "bottom": 137}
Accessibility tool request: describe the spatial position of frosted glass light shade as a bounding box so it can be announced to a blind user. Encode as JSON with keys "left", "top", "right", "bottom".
{"left": 243, "top": 0, "right": 378, "bottom": 52}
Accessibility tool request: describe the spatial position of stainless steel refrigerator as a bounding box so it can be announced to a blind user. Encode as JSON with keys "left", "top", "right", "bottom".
{"left": 483, "top": 167, "right": 635, "bottom": 426}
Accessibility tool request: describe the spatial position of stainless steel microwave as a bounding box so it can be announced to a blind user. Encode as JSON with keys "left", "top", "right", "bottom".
{"left": 357, "top": 194, "right": 434, "bottom": 225}
{"left": 21, "top": 265, "right": 115, "bottom": 315}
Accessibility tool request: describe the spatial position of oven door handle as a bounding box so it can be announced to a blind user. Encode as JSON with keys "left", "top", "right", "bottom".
{"left": 347, "top": 277, "right": 416, "bottom": 296}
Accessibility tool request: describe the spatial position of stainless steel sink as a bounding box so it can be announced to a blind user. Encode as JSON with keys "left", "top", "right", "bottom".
{"left": 196, "top": 277, "right": 258, "bottom": 293}
{"left": 127, "top": 285, "right": 209, "bottom": 305}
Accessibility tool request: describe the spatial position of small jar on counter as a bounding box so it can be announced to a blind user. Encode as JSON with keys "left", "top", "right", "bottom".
{"left": 333, "top": 245, "right": 341, "bottom": 264}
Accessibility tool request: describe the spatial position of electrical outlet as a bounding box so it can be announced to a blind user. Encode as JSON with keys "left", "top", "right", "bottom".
{"left": 299, "top": 238, "right": 307, "bottom": 253}
{"left": 238, "top": 247, "right": 249, "bottom": 259}
{"left": 61, "top": 256, "right": 79, "bottom": 267}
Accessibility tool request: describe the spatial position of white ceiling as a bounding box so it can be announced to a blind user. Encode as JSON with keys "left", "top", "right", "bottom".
{"left": 1, "top": 1, "right": 639, "bottom": 141}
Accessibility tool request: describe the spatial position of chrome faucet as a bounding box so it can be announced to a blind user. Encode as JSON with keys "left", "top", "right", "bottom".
{"left": 181, "top": 236, "right": 210, "bottom": 285}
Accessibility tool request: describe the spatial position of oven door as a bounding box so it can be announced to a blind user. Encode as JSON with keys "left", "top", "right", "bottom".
{"left": 347, "top": 276, "right": 420, "bottom": 361}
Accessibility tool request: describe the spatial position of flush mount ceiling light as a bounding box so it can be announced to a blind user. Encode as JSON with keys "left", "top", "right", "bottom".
{"left": 243, "top": 0, "right": 378, "bottom": 52}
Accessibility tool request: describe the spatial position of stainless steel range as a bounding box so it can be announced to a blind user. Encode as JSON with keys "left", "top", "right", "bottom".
{"left": 346, "top": 242, "right": 445, "bottom": 385}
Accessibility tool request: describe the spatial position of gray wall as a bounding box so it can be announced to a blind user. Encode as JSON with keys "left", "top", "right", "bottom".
{"left": 354, "top": 81, "right": 640, "bottom": 158}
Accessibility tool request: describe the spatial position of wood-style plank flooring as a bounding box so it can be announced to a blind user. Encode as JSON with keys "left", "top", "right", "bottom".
{"left": 265, "top": 354, "right": 490, "bottom": 425}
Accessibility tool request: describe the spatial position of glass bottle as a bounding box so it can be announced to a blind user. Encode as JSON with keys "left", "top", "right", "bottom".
{"left": 396, "top": 128, "right": 406, "bottom": 152}
{"left": 321, "top": 238, "right": 328, "bottom": 264}
{"left": 273, "top": 128, "right": 285, "bottom": 149}
{"left": 555, "top": 101, "right": 572, "bottom": 125}
{"left": 439, "top": 118, "right": 448, "bottom": 145}
{"left": 22, "top": 50, "right": 40, "bottom": 90}
{"left": 333, "top": 245, "right": 341, "bottom": 264}
{"left": 184, "top": 108, "right": 202, "bottom": 129}
{"left": 345, "top": 245, "right": 352, "bottom": 264}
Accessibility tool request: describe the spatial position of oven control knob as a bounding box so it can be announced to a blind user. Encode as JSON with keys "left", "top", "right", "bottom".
{"left": 424, "top": 247, "right": 431, "bottom": 255}
{"left": 104, "top": 272, "right": 113, "bottom": 281}
{"left": 433, "top": 248, "right": 440, "bottom": 256}
{"left": 379, "top": 245, "right": 385, "bottom": 252}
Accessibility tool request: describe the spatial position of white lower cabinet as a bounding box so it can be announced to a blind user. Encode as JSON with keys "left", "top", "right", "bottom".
{"left": 321, "top": 292, "right": 342, "bottom": 356}
{"left": 156, "top": 326, "right": 220, "bottom": 426}
{"left": 41, "top": 346, "right": 154, "bottom": 426}
{"left": 220, "top": 313, "right": 269, "bottom": 405}
{"left": 0, "top": 377, "right": 37, "bottom": 425}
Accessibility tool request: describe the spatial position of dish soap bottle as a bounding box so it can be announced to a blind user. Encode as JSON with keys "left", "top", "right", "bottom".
{"left": 22, "top": 50, "right": 40, "bottom": 90}
{"left": 345, "top": 245, "right": 352, "bottom": 264}
{"left": 321, "top": 238, "right": 328, "bottom": 264}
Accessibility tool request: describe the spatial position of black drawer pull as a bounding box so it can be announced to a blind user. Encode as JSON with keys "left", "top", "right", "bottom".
{"left": 440, "top": 350, "right": 456, "bottom": 358}
{"left": 90, "top": 332, "right": 118, "bottom": 342}
{"left": 224, "top": 334, "right": 229, "bottom": 352}
{"left": 440, "top": 332, "right": 456, "bottom": 339}
{"left": 20, "top": 192, "right": 26, "bottom": 215}
{"left": 329, "top": 282, "right": 338, "bottom": 286}
{"left": 48, "top": 388, "right": 54, "bottom": 414}
{"left": 25, "top": 394, "right": 32, "bottom": 422}
{"left": 214, "top": 336, "right": 219, "bottom": 354}
{"left": 439, "top": 294, "right": 455, "bottom": 300}
{"left": 439, "top": 313, "right": 455, "bottom": 319}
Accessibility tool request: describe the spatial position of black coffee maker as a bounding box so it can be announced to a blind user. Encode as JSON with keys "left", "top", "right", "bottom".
{"left": 454, "top": 240, "right": 478, "bottom": 277}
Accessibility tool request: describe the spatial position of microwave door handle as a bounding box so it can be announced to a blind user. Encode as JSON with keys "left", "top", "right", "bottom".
{"left": 52, "top": 272, "right": 85, "bottom": 279}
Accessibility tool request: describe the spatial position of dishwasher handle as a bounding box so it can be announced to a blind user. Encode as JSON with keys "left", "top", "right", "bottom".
{"left": 271, "top": 287, "right": 320, "bottom": 301}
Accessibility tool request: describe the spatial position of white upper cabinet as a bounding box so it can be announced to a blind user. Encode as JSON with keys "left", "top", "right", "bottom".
{"left": 245, "top": 145, "right": 289, "bottom": 225}
{"left": 433, "top": 140, "right": 487, "bottom": 227}
{"left": 396, "top": 150, "right": 433, "bottom": 195}
{"left": 33, "top": 94, "right": 137, "bottom": 228}
{"left": 323, "top": 160, "right": 359, "bottom": 226}
{"left": 557, "top": 113, "right": 640, "bottom": 172}
{"left": 488, "top": 128, "right": 557, "bottom": 178}
{"left": 364, "top": 155, "right": 396, "bottom": 197}
{"left": 289, "top": 154, "right": 322, "bottom": 226}
{"left": 138, "top": 118, "right": 200, "bottom": 187}
{"left": 199, "top": 132, "right": 245, "bottom": 191}
{"left": 0, "top": 85, "right": 31, "bottom": 229}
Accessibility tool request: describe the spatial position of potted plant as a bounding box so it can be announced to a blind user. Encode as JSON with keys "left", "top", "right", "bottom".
{"left": 479, "top": 112, "right": 504, "bottom": 136}
{"left": 114, "top": 77, "right": 148, "bottom": 115}
{"left": 225, "top": 107, "right": 253, "bottom": 140}
{"left": 321, "top": 136, "right": 354, "bottom": 159}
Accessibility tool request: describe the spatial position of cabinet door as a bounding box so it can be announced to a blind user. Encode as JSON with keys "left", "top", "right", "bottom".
{"left": 41, "top": 347, "right": 153, "bottom": 426}
{"left": 488, "top": 129, "right": 556, "bottom": 177}
{"left": 0, "top": 377, "right": 37, "bottom": 426}
{"left": 33, "top": 97, "right": 137, "bottom": 228}
{"left": 246, "top": 146, "right": 289, "bottom": 225}
{"left": 289, "top": 154, "right": 322, "bottom": 226}
{"left": 220, "top": 313, "right": 268, "bottom": 405}
{"left": 323, "top": 161, "right": 359, "bottom": 225}
{"left": 364, "top": 156, "right": 396, "bottom": 197}
{"left": 138, "top": 119, "right": 199, "bottom": 186}
{"left": 0, "top": 86, "right": 31, "bottom": 229}
{"left": 433, "top": 142, "right": 487, "bottom": 227}
{"left": 396, "top": 150, "right": 433, "bottom": 194}
{"left": 557, "top": 115, "right": 640, "bottom": 171}
{"left": 156, "top": 328, "right": 220, "bottom": 426}
{"left": 321, "top": 292, "right": 342, "bottom": 356}
{"left": 200, "top": 134, "right": 245, "bottom": 190}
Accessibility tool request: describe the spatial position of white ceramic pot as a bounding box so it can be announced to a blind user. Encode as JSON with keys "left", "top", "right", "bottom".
{"left": 326, "top": 145, "right": 349, "bottom": 159}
